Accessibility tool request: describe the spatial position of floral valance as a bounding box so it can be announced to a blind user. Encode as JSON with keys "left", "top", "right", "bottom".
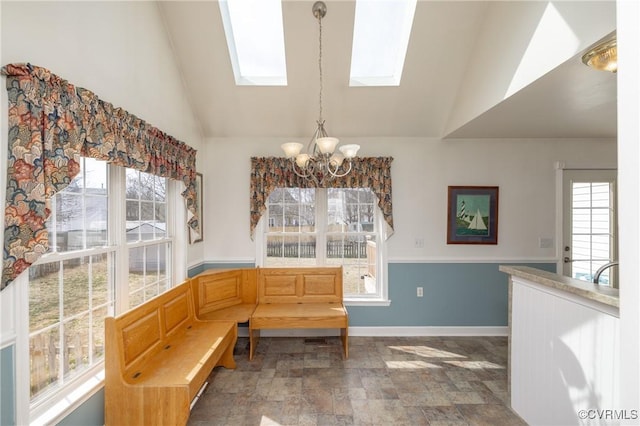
{"left": 250, "top": 156, "right": 393, "bottom": 238}
{"left": 1, "top": 63, "right": 198, "bottom": 290}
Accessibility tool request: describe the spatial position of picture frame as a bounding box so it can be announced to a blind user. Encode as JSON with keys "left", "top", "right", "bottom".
{"left": 189, "top": 172, "right": 203, "bottom": 244}
{"left": 447, "top": 186, "right": 499, "bottom": 245}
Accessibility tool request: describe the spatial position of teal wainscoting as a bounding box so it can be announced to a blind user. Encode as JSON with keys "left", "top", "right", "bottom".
{"left": 56, "top": 389, "right": 104, "bottom": 426}
{"left": 347, "top": 262, "right": 556, "bottom": 327}
{"left": 1, "top": 345, "right": 15, "bottom": 425}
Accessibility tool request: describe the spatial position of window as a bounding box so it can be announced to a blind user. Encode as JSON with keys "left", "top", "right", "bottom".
{"left": 28, "top": 158, "right": 114, "bottom": 407}
{"left": 562, "top": 169, "right": 617, "bottom": 285}
{"left": 262, "top": 187, "right": 387, "bottom": 303}
{"left": 26, "top": 160, "right": 175, "bottom": 420}
{"left": 125, "top": 169, "right": 171, "bottom": 309}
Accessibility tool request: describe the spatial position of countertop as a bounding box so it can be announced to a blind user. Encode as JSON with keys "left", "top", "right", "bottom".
{"left": 499, "top": 265, "right": 619, "bottom": 308}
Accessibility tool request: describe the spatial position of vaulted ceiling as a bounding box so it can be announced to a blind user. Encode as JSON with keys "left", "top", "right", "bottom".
{"left": 158, "top": 1, "right": 617, "bottom": 140}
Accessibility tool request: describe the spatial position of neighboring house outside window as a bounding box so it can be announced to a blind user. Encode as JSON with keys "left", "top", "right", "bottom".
{"left": 262, "top": 187, "right": 388, "bottom": 304}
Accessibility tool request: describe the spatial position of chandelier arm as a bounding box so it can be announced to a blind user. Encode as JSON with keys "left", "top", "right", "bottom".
{"left": 291, "top": 159, "right": 312, "bottom": 178}
{"left": 291, "top": 157, "right": 322, "bottom": 187}
{"left": 327, "top": 159, "right": 353, "bottom": 178}
{"left": 305, "top": 159, "right": 321, "bottom": 186}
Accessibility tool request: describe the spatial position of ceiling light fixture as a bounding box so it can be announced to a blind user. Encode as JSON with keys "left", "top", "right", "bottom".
{"left": 281, "top": 1, "right": 360, "bottom": 186}
{"left": 582, "top": 36, "right": 617, "bottom": 73}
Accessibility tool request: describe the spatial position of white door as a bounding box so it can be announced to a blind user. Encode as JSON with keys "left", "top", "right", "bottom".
{"left": 563, "top": 169, "right": 617, "bottom": 286}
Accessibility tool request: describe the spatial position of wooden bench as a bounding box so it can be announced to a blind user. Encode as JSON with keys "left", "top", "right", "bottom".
{"left": 104, "top": 281, "right": 237, "bottom": 426}
{"left": 249, "top": 266, "right": 349, "bottom": 360}
{"left": 191, "top": 268, "right": 257, "bottom": 324}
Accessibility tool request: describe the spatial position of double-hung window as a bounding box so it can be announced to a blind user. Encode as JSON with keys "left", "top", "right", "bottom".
{"left": 125, "top": 169, "right": 171, "bottom": 309}
{"left": 262, "top": 187, "right": 388, "bottom": 304}
{"left": 25, "top": 158, "right": 174, "bottom": 422}
{"left": 28, "top": 158, "right": 113, "bottom": 410}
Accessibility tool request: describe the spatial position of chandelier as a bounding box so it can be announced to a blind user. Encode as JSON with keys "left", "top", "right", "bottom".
{"left": 281, "top": 1, "right": 360, "bottom": 186}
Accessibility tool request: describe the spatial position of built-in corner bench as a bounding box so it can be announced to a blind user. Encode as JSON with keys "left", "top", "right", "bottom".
{"left": 104, "top": 266, "right": 347, "bottom": 425}
{"left": 190, "top": 266, "right": 349, "bottom": 360}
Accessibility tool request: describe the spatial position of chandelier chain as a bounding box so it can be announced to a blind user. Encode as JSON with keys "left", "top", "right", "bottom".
{"left": 318, "top": 10, "right": 323, "bottom": 124}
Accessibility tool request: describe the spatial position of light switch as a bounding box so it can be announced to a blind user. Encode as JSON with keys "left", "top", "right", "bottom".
{"left": 539, "top": 237, "right": 554, "bottom": 249}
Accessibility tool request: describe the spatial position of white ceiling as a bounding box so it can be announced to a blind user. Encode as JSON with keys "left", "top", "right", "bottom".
{"left": 158, "top": 1, "right": 617, "bottom": 140}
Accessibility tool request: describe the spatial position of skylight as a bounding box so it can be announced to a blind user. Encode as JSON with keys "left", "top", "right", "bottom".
{"left": 349, "top": 0, "right": 417, "bottom": 87}
{"left": 219, "top": 0, "right": 287, "bottom": 86}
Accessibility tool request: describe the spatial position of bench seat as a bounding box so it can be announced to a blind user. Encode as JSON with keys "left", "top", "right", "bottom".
{"left": 251, "top": 303, "right": 348, "bottom": 329}
{"left": 197, "top": 303, "right": 256, "bottom": 323}
{"left": 126, "top": 320, "right": 236, "bottom": 396}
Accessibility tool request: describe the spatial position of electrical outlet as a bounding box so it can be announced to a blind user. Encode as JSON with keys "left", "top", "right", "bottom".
{"left": 417, "top": 287, "right": 423, "bottom": 297}
{"left": 415, "top": 238, "right": 425, "bottom": 248}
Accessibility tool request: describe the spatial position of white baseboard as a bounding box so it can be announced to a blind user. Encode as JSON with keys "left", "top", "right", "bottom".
{"left": 237, "top": 326, "right": 508, "bottom": 338}
{"left": 348, "top": 326, "right": 508, "bottom": 337}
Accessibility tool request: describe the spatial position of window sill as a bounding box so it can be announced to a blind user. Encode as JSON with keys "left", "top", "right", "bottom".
{"left": 30, "top": 368, "right": 104, "bottom": 426}
{"left": 344, "top": 299, "right": 391, "bottom": 307}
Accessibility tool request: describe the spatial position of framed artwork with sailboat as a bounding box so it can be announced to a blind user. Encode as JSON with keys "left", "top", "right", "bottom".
{"left": 447, "top": 186, "right": 499, "bottom": 244}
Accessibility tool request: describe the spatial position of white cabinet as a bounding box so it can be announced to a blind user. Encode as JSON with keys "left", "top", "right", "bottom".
{"left": 511, "top": 277, "right": 620, "bottom": 425}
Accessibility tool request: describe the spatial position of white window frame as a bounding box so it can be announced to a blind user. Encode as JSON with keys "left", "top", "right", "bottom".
{"left": 13, "top": 163, "right": 183, "bottom": 425}
{"left": 257, "top": 188, "right": 390, "bottom": 306}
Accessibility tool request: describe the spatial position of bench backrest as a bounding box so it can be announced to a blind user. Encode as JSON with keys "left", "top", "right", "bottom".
{"left": 257, "top": 267, "right": 343, "bottom": 304}
{"left": 105, "top": 281, "right": 195, "bottom": 381}
{"left": 191, "top": 268, "right": 258, "bottom": 316}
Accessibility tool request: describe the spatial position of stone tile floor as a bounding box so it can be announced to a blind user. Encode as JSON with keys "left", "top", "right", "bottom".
{"left": 188, "top": 336, "right": 527, "bottom": 426}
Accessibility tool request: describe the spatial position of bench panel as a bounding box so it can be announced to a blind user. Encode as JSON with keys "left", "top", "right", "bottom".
{"left": 163, "top": 292, "right": 191, "bottom": 335}
{"left": 122, "top": 311, "right": 162, "bottom": 368}
{"left": 303, "top": 275, "right": 339, "bottom": 296}
{"left": 196, "top": 270, "right": 244, "bottom": 313}
{"left": 263, "top": 275, "right": 297, "bottom": 297}
{"left": 207, "top": 277, "right": 240, "bottom": 301}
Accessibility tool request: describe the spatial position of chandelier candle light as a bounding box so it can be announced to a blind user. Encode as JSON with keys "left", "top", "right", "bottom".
{"left": 281, "top": 1, "right": 360, "bottom": 186}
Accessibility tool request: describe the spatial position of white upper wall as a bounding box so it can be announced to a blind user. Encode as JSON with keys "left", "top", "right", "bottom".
{"left": 203, "top": 136, "right": 616, "bottom": 263}
{"left": 446, "top": 1, "right": 616, "bottom": 135}
{"left": 1, "top": 1, "right": 203, "bottom": 147}
{"left": 0, "top": 1, "right": 205, "bottom": 275}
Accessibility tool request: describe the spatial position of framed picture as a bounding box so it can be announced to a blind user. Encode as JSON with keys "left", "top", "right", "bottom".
{"left": 447, "top": 186, "right": 499, "bottom": 245}
{"left": 189, "top": 172, "right": 203, "bottom": 244}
